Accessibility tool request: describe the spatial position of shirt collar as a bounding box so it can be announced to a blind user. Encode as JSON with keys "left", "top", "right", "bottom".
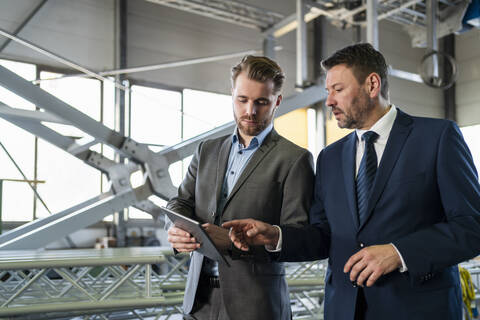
{"left": 356, "top": 105, "right": 397, "bottom": 142}
{"left": 232, "top": 122, "right": 274, "bottom": 148}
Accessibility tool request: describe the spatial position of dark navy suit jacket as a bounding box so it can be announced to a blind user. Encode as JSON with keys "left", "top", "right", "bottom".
{"left": 280, "top": 109, "right": 480, "bottom": 320}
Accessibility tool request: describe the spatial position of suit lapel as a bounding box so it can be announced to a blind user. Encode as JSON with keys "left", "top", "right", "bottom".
{"left": 224, "top": 130, "right": 279, "bottom": 209}
{"left": 358, "top": 109, "right": 413, "bottom": 231}
{"left": 215, "top": 137, "right": 232, "bottom": 209}
{"left": 342, "top": 132, "right": 360, "bottom": 230}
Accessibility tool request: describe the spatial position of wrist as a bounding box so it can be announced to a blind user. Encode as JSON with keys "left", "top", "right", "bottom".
{"left": 268, "top": 226, "right": 280, "bottom": 247}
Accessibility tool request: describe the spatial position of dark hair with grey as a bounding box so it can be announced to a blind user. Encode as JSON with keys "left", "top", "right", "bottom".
{"left": 231, "top": 55, "right": 285, "bottom": 95}
{"left": 321, "top": 43, "right": 389, "bottom": 100}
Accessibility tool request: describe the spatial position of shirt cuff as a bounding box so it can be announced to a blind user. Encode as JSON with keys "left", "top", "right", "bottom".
{"left": 391, "top": 243, "right": 408, "bottom": 272}
{"left": 265, "top": 225, "right": 282, "bottom": 252}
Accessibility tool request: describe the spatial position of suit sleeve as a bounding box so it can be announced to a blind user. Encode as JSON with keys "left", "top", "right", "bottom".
{"left": 280, "top": 150, "right": 331, "bottom": 262}
{"left": 394, "top": 121, "right": 480, "bottom": 284}
{"left": 279, "top": 150, "right": 315, "bottom": 226}
{"left": 231, "top": 149, "right": 315, "bottom": 261}
{"left": 165, "top": 142, "right": 202, "bottom": 227}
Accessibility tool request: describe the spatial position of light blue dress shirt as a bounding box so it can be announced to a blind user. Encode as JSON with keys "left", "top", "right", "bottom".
{"left": 203, "top": 123, "right": 274, "bottom": 277}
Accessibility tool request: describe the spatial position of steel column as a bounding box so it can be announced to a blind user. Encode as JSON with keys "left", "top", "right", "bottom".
{"left": 443, "top": 34, "right": 456, "bottom": 121}
{"left": 263, "top": 35, "right": 276, "bottom": 59}
{"left": 296, "top": 0, "right": 308, "bottom": 89}
{"left": 114, "top": 0, "right": 128, "bottom": 247}
{"left": 427, "top": 0, "right": 439, "bottom": 78}
{"left": 367, "top": 0, "right": 379, "bottom": 49}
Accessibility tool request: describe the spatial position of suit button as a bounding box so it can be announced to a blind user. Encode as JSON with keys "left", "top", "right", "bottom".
{"left": 359, "top": 242, "right": 365, "bottom": 248}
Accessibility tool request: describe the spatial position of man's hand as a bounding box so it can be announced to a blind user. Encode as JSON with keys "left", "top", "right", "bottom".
{"left": 222, "top": 219, "right": 279, "bottom": 251}
{"left": 202, "top": 223, "right": 231, "bottom": 253}
{"left": 167, "top": 226, "right": 200, "bottom": 253}
{"left": 344, "top": 244, "right": 401, "bottom": 287}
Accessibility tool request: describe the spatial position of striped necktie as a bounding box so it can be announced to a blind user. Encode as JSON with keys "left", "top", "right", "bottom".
{"left": 356, "top": 131, "right": 379, "bottom": 226}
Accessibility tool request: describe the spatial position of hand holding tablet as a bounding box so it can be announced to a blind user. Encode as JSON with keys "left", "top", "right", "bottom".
{"left": 161, "top": 206, "right": 230, "bottom": 266}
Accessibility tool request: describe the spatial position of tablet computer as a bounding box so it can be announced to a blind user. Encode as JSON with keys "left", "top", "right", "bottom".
{"left": 161, "top": 206, "right": 230, "bottom": 266}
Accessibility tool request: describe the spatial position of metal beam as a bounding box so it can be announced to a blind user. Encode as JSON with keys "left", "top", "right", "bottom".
{"left": 0, "top": 104, "right": 69, "bottom": 124}
{"left": 0, "top": 0, "right": 48, "bottom": 53}
{"left": 34, "top": 47, "right": 282, "bottom": 82}
{"left": 0, "top": 187, "right": 148, "bottom": 250}
{"left": 145, "top": 0, "right": 284, "bottom": 31}
{"left": 0, "top": 192, "right": 112, "bottom": 246}
{"left": 0, "top": 65, "right": 126, "bottom": 155}
{"left": 114, "top": 0, "right": 128, "bottom": 247}
{"left": 388, "top": 67, "right": 423, "bottom": 83}
{"left": 357, "top": 0, "right": 423, "bottom": 27}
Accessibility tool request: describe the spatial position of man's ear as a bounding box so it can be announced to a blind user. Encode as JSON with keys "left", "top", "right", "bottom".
{"left": 365, "top": 73, "right": 381, "bottom": 98}
{"left": 275, "top": 94, "right": 283, "bottom": 108}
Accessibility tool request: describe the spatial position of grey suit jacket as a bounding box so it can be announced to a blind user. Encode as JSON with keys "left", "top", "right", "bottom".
{"left": 167, "top": 129, "right": 314, "bottom": 320}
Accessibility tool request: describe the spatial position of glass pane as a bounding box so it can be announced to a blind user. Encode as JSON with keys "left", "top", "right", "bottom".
{"left": 0, "top": 59, "right": 37, "bottom": 221}
{"left": 130, "top": 85, "right": 182, "bottom": 146}
{"left": 461, "top": 124, "right": 480, "bottom": 176}
{"left": 36, "top": 74, "right": 102, "bottom": 219}
{"left": 182, "top": 89, "right": 232, "bottom": 139}
{"left": 182, "top": 89, "right": 231, "bottom": 178}
{"left": 129, "top": 85, "right": 182, "bottom": 219}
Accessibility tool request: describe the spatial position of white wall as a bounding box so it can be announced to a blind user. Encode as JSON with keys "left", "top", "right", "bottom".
{"left": 456, "top": 28, "right": 480, "bottom": 127}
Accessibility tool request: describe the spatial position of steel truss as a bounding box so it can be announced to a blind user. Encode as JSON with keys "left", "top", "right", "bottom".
{"left": 0, "top": 247, "right": 325, "bottom": 319}
{"left": 0, "top": 62, "right": 326, "bottom": 250}
{"left": 148, "top": 0, "right": 470, "bottom": 48}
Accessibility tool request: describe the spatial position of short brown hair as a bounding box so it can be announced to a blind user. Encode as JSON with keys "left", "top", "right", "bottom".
{"left": 231, "top": 55, "right": 285, "bottom": 95}
{"left": 321, "top": 43, "right": 389, "bottom": 100}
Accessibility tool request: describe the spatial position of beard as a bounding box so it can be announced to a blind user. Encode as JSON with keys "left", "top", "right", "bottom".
{"left": 335, "top": 90, "right": 375, "bottom": 129}
{"left": 234, "top": 113, "right": 273, "bottom": 137}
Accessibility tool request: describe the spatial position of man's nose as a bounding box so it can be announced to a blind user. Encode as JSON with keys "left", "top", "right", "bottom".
{"left": 325, "top": 94, "right": 335, "bottom": 108}
{"left": 246, "top": 102, "right": 256, "bottom": 116}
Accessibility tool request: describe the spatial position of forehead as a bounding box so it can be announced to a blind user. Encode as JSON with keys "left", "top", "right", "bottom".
{"left": 233, "top": 71, "right": 275, "bottom": 97}
{"left": 325, "top": 64, "right": 357, "bottom": 87}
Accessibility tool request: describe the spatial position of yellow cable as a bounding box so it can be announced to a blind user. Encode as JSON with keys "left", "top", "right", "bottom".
{"left": 460, "top": 266, "right": 476, "bottom": 319}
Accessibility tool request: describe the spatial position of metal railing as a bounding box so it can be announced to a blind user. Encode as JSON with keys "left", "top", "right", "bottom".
{"left": 0, "top": 247, "right": 325, "bottom": 319}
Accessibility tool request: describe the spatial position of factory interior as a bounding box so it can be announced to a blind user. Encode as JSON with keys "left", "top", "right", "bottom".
{"left": 0, "top": 0, "right": 480, "bottom": 319}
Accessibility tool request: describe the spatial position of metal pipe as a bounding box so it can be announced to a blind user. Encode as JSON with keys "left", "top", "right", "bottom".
{"left": 146, "top": 264, "right": 151, "bottom": 297}
{"left": 34, "top": 47, "right": 282, "bottom": 82}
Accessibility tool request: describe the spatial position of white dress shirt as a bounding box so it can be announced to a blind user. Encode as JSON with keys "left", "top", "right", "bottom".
{"left": 268, "top": 105, "right": 408, "bottom": 272}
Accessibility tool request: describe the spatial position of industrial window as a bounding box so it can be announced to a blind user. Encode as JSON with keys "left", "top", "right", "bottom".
{"left": 129, "top": 85, "right": 183, "bottom": 219}
{"left": 0, "top": 59, "right": 36, "bottom": 222}
{"left": 35, "top": 72, "right": 103, "bottom": 219}
{"left": 461, "top": 125, "right": 480, "bottom": 177}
